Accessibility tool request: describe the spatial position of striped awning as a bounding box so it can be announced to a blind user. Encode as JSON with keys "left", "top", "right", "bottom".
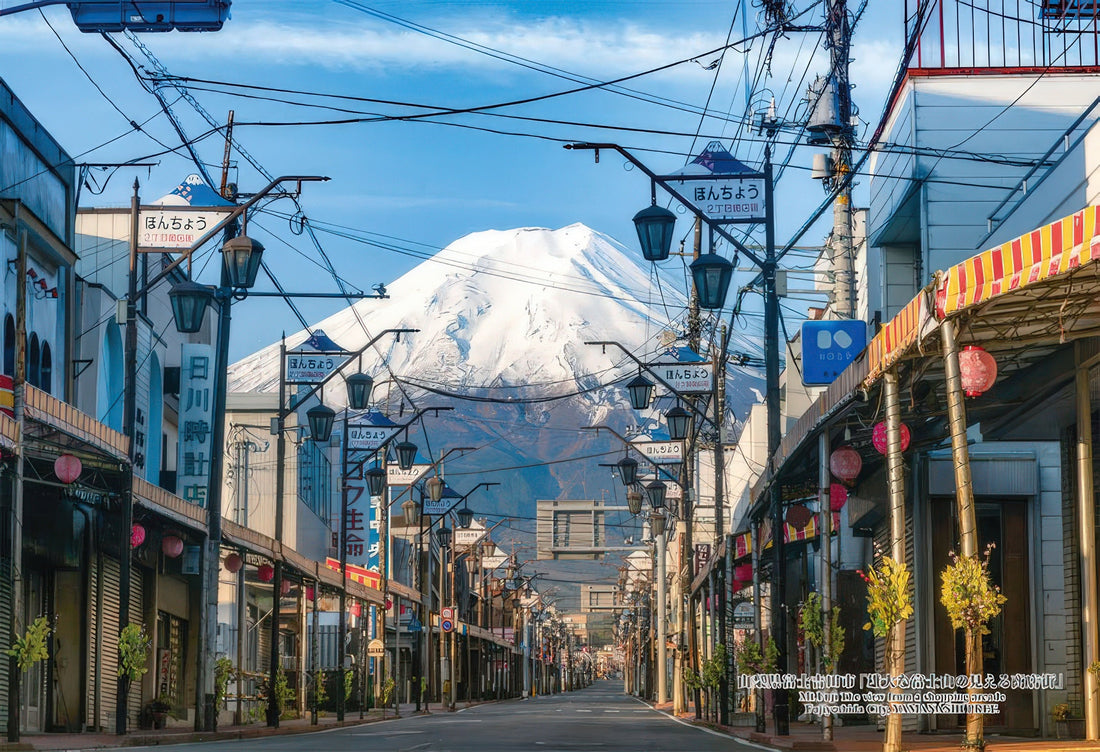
{"left": 936, "top": 205, "right": 1100, "bottom": 317}
{"left": 865, "top": 290, "right": 931, "bottom": 383}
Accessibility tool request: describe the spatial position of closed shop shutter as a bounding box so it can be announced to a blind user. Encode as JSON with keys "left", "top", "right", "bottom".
{"left": 87, "top": 556, "right": 146, "bottom": 730}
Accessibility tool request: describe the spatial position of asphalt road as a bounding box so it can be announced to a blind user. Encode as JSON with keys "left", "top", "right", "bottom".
{"left": 129, "top": 681, "right": 757, "bottom": 752}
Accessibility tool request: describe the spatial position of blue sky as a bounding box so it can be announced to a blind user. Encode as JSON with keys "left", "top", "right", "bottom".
{"left": 0, "top": 0, "right": 901, "bottom": 360}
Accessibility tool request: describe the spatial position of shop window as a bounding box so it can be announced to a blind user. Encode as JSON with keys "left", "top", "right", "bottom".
{"left": 156, "top": 611, "right": 188, "bottom": 708}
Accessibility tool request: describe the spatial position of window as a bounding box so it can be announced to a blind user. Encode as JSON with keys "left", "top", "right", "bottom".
{"left": 27, "top": 334, "right": 39, "bottom": 388}
{"left": 3, "top": 315, "right": 13, "bottom": 375}
{"left": 297, "top": 439, "right": 331, "bottom": 522}
{"left": 40, "top": 342, "right": 51, "bottom": 395}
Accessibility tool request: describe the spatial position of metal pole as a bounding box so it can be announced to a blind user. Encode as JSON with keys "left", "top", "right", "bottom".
{"left": 1077, "top": 343, "right": 1100, "bottom": 740}
{"left": 656, "top": 528, "right": 668, "bottom": 705}
{"left": 311, "top": 580, "right": 319, "bottom": 725}
{"left": 939, "top": 315, "right": 982, "bottom": 747}
{"left": 7, "top": 217, "right": 27, "bottom": 743}
{"left": 338, "top": 412, "right": 348, "bottom": 722}
{"left": 751, "top": 519, "right": 764, "bottom": 732}
{"left": 267, "top": 337, "right": 286, "bottom": 728}
{"left": 713, "top": 323, "right": 729, "bottom": 726}
{"left": 817, "top": 432, "right": 833, "bottom": 741}
{"left": 883, "top": 369, "right": 906, "bottom": 752}
{"left": 235, "top": 553, "right": 246, "bottom": 726}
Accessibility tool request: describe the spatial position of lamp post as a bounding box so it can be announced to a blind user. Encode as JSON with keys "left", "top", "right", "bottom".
{"left": 572, "top": 137, "right": 780, "bottom": 730}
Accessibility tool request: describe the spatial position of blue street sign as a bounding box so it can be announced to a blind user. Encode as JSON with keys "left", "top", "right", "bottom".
{"left": 801, "top": 320, "right": 867, "bottom": 386}
{"left": 407, "top": 617, "right": 421, "bottom": 633}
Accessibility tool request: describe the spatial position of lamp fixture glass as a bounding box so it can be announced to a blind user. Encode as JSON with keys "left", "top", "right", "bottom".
{"left": 346, "top": 372, "right": 374, "bottom": 411}
{"left": 365, "top": 465, "right": 386, "bottom": 496}
{"left": 626, "top": 374, "right": 654, "bottom": 410}
{"left": 402, "top": 499, "right": 420, "bottom": 528}
{"left": 394, "top": 440, "right": 417, "bottom": 471}
{"left": 221, "top": 235, "right": 265, "bottom": 290}
{"left": 615, "top": 456, "right": 638, "bottom": 486}
{"left": 425, "top": 475, "right": 445, "bottom": 503}
{"left": 306, "top": 404, "right": 336, "bottom": 443}
{"left": 664, "top": 406, "right": 692, "bottom": 441}
{"left": 626, "top": 489, "right": 643, "bottom": 515}
{"left": 457, "top": 505, "right": 474, "bottom": 529}
{"left": 645, "top": 480, "right": 667, "bottom": 510}
{"left": 633, "top": 204, "right": 676, "bottom": 262}
{"left": 436, "top": 525, "right": 452, "bottom": 549}
{"left": 650, "top": 509, "right": 666, "bottom": 537}
{"left": 689, "top": 253, "right": 734, "bottom": 310}
{"left": 168, "top": 280, "right": 214, "bottom": 334}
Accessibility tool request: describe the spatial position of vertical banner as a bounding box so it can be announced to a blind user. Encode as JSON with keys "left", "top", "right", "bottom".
{"left": 177, "top": 343, "right": 215, "bottom": 507}
{"left": 343, "top": 449, "right": 380, "bottom": 572}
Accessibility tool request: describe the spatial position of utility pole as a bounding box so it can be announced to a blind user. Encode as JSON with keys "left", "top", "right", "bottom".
{"left": 827, "top": 0, "right": 855, "bottom": 319}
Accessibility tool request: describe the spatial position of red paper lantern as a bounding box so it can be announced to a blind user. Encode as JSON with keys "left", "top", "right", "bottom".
{"left": 257, "top": 563, "right": 274, "bottom": 583}
{"left": 281, "top": 578, "right": 292, "bottom": 596}
{"left": 785, "top": 503, "right": 813, "bottom": 528}
{"left": 959, "top": 345, "right": 997, "bottom": 397}
{"left": 350, "top": 602, "right": 362, "bottom": 617}
{"left": 130, "top": 523, "right": 146, "bottom": 548}
{"left": 734, "top": 563, "right": 753, "bottom": 581}
{"left": 872, "top": 421, "right": 911, "bottom": 455}
{"left": 224, "top": 553, "right": 243, "bottom": 573}
{"left": 54, "top": 453, "right": 82, "bottom": 484}
{"left": 829, "top": 483, "right": 848, "bottom": 512}
{"left": 161, "top": 535, "right": 184, "bottom": 558}
{"left": 306, "top": 586, "right": 315, "bottom": 602}
{"left": 829, "top": 446, "right": 862, "bottom": 483}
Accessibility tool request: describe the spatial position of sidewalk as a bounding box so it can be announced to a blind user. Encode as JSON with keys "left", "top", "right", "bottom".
{"left": 0, "top": 701, "right": 458, "bottom": 751}
{"left": 650, "top": 702, "right": 1100, "bottom": 752}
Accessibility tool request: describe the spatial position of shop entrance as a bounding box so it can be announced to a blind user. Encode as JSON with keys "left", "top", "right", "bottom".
{"left": 931, "top": 498, "right": 1033, "bottom": 733}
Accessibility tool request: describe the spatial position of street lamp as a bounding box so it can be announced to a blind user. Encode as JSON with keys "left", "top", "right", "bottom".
{"left": 664, "top": 406, "right": 692, "bottom": 442}
{"left": 306, "top": 403, "right": 336, "bottom": 443}
{"left": 626, "top": 374, "right": 654, "bottom": 410}
{"left": 167, "top": 279, "right": 215, "bottom": 334}
{"left": 403, "top": 498, "right": 420, "bottom": 528}
{"left": 645, "top": 481, "right": 667, "bottom": 511}
{"left": 395, "top": 440, "right": 417, "bottom": 471}
{"left": 689, "top": 253, "right": 734, "bottom": 310}
{"left": 456, "top": 505, "right": 474, "bottom": 529}
{"left": 633, "top": 203, "right": 676, "bottom": 262}
{"left": 425, "top": 475, "right": 445, "bottom": 503}
{"left": 626, "top": 487, "right": 643, "bottom": 515}
{"left": 221, "top": 235, "right": 265, "bottom": 289}
{"left": 346, "top": 372, "right": 374, "bottom": 411}
{"left": 366, "top": 464, "right": 386, "bottom": 497}
{"left": 616, "top": 456, "right": 639, "bottom": 486}
{"left": 436, "top": 525, "right": 452, "bottom": 549}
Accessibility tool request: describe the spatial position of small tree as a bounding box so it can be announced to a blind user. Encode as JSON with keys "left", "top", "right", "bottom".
{"left": 214, "top": 656, "right": 234, "bottom": 712}
{"left": 859, "top": 555, "right": 912, "bottom": 752}
{"left": 118, "top": 624, "right": 151, "bottom": 699}
{"left": 940, "top": 544, "right": 1006, "bottom": 750}
{"left": 7, "top": 615, "right": 52, "bottom": 742}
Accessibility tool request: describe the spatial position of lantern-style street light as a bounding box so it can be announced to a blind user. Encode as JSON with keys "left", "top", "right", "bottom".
{"left": 395, "top": 440, "right": 418, "bottom": 471}
{"left": 456, "top": 505, "right": 474, "bottom": 529}
{"left": 167, "top": 279, "right": 216, "bottom": 334}
{"left": 626, "top": 374, "right": 654, "bottom": 410}
{"left": 221, "top": 235, "right": 266, "bottom": 290}
{"left": 664, "top": 406, "right": 692, "bottom": 442}
{"left": 616, "top": 456, "right": 639, "bottom": 486}
{"left": 645, "top": 480, "right": 667, "bottom": 510}
{"left": 436, "top": 525, "right": 452, "bottom": 549}
{"left": 689, "top": 253, "right": 734, "bottom": 310}
{"left": 626, "top": 488, "right": 643, "bottom": 515}
{"left": 633, "top": 202, "right": 677, "bottom": 262}
{"left": 306, "top": 403, "right": 336, "bottom": 443}
{"left": 425, "top": 475, "right": 445, "bottom": 503}
{"left": 346, "top": 372, "right": 374, "bottom": 411}
{"left": 365, "top": 464, "right": 386, "bottom": 497}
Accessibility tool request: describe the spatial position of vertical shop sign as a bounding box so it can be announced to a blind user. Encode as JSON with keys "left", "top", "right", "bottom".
{"left": 178, "top": 343, "right": 215, "bottom": 507}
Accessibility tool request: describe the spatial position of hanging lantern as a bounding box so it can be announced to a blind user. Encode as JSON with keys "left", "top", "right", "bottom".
{"left": 633, "top": 204, "right": 676, "bottom": 262}
{"left": 306, "top": 403, "right": 336, "bottom": 443}
{"left": 394, "top": 440, "right": 417, "bottom": 471}
{"left": 365, "top": 466, "right": 386, "bottom": 497}
{"left": 402, "top": 499, "right": 420, "bottom": 528}
{"left": 54, "top": 453, "right": 82, "bottom": 484}
{"left": 958, "top": 344, "right": 998, "bottom": 397}
{"left": 167, "top": 279, "right": 214, "bottom": 334}
{"left": 664, "top": 406, "right": 692, "bottom": 441}
{"left": 872, "top": 421, "right": 911, "bottom": 455}
{"left": 221, "top": 235, "right": 265, "bottom": 290}
{"left": 829, "top": 446, "right": 862, "bottom": 484}
{"left": 306, "top": 586, "right": 315, "bottom": 602}
{"left": 161, "top": 535, "right": 184, "bottom": 558}
{"left": 346, "top": 372, "right": 374, "bottom": 411}
{"left": 626, "top": 374, "right": 653, "bottom": 411}
{"left": 784, "top": 503, "right": 813, "bottom": 528}
{"left": 224, "top": 552, "right": 243, "bottom": 573}
{"left": 829, "top": 483, "right": 848, "bottom": 512}
{"left": 257, "top": 563, "right": 274, "bottom": 583}
{"left": 650, "top": 509, "right": 666, "bottom": 537}
{"left": 626, "top": 489, "right": 643, "bottom": 515}
{"left": 281, "top": 578, "right": 292, "bottom": 596}
{"left": 616, "top": 456, "right": 638, "bottom": 486}
{"left": 689, "top": 253, "right": 734, "bottom": 310}
{"left": 130, "top": 523, "right": 146, "bottom": 548}
{"left": 350, "top": 602, "right": 362, "bottom": 618}
{"left": 733, "top": 563, "right": 753, "bottom": 581}
{"left": 645, "top": 480, "right": 667, "bottom": 510}
{"left": 425, "top": 475, "right": 445, "bottom": 503}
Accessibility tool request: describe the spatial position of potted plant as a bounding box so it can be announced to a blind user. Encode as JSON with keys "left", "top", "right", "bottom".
{"left": 1053, "top": 703, "right": 1085, "bottom": 739}
{"left": 146, "top": 697, "right": 171, "bottom": 729}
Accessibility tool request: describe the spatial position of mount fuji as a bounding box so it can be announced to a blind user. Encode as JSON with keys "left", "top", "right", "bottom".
{"left": 229, "top": 223, "right": 763, "bottom": 544}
